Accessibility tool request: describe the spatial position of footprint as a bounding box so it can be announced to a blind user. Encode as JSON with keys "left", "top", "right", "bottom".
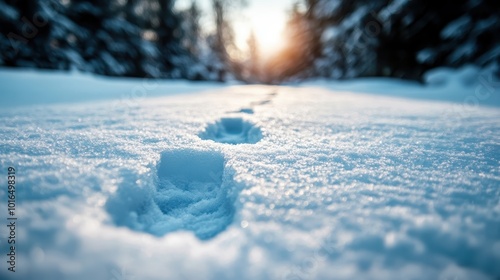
{"left": 227, "top": 108, "right": 254, "bottom": 114}
{"left": 199, "top": 117, "right": 262, "bottom": 144}
{"left": 152, "top": 149, "right": 235, "bottom": 239}
{"left": 250, "top": 99, "right": 272, "bottom": 106}
{"left": 236, "top": 108, "right": 254, "bottom": 114}
{"left": 106, "top": 148, "right": 237, "bottom": 240}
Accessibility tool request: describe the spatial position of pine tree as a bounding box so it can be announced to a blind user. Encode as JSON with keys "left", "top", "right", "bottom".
{"left": 178, "top": 0, "right": 209, "bottom": 80}
{"left": 0, "top": 0, "right": 222, "bottom": 81}
{"left": 0, "top": 0, "right": 70, "bottom": 69}
{"left": 0, "top": 0, "right": 24, "bottom": 66}
{"left": 182, "top": 1, "right": 202, "bottom": 57}
{"left": 271, "top": 0, "right": 500, "bottom": 82}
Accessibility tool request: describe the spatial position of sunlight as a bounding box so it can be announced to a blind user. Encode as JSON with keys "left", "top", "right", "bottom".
{"left": 234, "top": 9, "right": 287, "bottom": 60}
{"left": 251, "top": 11, "right": 286, "bottom": 57}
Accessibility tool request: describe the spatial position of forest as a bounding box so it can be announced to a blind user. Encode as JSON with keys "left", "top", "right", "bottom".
{"left": 1, "top": 0, "right": 499, "bottom": 83}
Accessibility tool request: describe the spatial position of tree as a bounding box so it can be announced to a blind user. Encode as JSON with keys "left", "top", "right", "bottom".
{"left": 181, "top": 0, "right": 202, "bottom": 57}
{"left": 177, "top": 0, "right": 210, "bottom": 80}
{"left": 267, "top": 0, "right": 500, "bottom": 82}
{"left": 246, "top": 30, "right": 261, "bottom": 82}
{"left": 265, "top": 2, "right": 317, "bottom": 82}
{"left": 0, "top": 0, "right": 225, "bottom": 81}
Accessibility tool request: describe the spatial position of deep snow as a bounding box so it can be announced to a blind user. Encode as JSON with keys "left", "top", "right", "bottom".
{"left": 0, "top": 67, "right": 499, "bottom": 280}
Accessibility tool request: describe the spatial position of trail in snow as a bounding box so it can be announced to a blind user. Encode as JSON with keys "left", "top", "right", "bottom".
{"left": 109, "top": 94, "right": 275, "bottom": 240}
{"left": 0, "top": 69, "right": 499, "bottom": 280}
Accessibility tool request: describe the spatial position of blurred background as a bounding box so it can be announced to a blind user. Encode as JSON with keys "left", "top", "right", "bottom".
{"left": 0, "top": 0, "right": 499, "bottom": 84}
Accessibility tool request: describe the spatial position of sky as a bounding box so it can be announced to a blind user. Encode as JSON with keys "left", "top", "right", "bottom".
{"left": 175, "top": 0, "right": 295, "bottom": 58}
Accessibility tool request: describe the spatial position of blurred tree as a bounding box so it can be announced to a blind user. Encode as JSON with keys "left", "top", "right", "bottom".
{"left": 156, "top": 0, "right": 185, "bottom": 77}
{"left": 265, "top": 2, "right": 317, "bottom": 83}
{"left": 0, "top": 0, "right": 26, "bottom": 67}
{"left": 67, "top": 0, "right": 131, "bottom": 75}
{"left": 210, "top": 0, "right": 231, "bottom": 81}
{"left": 246, "top": 30, "right": 260, "bottom": 82}
{"left": 4, "top": 0, "right": 496, "bottom": 83}
{"left": 207, "top": 0, "right": 247, "bottom": 81}
{"left": 177, "top": 0, "right": 211, "bottom": 80}
{"left": 0, "top": 0, "right": 69, "bottom": 69}
{"left": 268, "top": 0, "right": 500, "bottom": 82}
{"left": 0, "top": 0, "right": 226, "bottom": 81}
{"left": 181, "top": 0, "right": 202, "bottom": 57}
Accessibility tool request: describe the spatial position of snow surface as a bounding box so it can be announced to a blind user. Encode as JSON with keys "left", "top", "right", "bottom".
{"left": 0, "top": 67, "right": 499, "bottom": 280}
{"left": 299, "top": 64, "right": 500, "bottom": 108}
{"left": 0, "top": 68, "right": 226, "bottom": 108}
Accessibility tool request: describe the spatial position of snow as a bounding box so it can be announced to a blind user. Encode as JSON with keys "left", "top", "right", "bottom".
{"left": 199, "top": 117, "right": 263, "bottom": 144}
{"left": 417, "top": 48, "right": 437, "bottom": 64}
{"left": 378, "top": 0, "right": 408, "bottom": 22}
{"left": 108, "top": 148, "right": 233, "bottom": 240}
{"left": 441, "top": 16, "right": 471, "bottom": 40}
{"left": 0, "top": 68, "right": 226, "bottom": 108}
{"left": 477, "top": 45, "right": 500, "bottom": 66}
{"left": 313, "top": 1, "right": 341, "bottom": 19}
{"left": 0, "top": 67, "right": 499, "bottom": 280}
{"left": 0, "top": 2, "right": 19, "bottom": 21}
{"left": 321, "top": 27, "right": 340, "bottom": 43}
{"left": 300, "top": 64, "right": 500, "bottom": 108}
{"left": 448, "top": 41, "right": 476, "bottom": 64}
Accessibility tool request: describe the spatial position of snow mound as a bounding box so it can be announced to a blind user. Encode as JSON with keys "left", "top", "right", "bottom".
{"left": 199, "top": 117, "right": 262, "bottom": 144}
{"left": 108, "top": 148, "right": 237, "bottom": 240}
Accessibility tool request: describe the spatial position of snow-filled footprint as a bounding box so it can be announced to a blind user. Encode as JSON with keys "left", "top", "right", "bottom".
{"left": 199, "top": 117, "right": 262, "bottom": 144}
{"left": 250, "top": 99, "right": 272, "bottom": 106}
{"left": 227, "top": 107, "right": 254, "bottom": 114}
{"left": 106, "top": 148, "right": 238, "bottom": 240}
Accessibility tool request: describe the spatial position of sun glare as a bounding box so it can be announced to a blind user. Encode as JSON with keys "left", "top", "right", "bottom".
{"left": 235, "top": 9, "right": 287, "bottom": 60}
{"left": 252, "top": 12, "right": 286, "bottom": 57}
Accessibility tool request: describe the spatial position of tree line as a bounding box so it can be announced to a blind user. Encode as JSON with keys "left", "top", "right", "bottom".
{"left": 1, "top": 0, "right": 499, "bottom": 83}
{"left": 265, "top": 0, "right": 500, "bottom": 83}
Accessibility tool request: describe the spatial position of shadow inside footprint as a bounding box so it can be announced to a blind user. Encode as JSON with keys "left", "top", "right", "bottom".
{"left": 235, "top": 108, "right": 254, "bottom": 114}
{"left": 199, "top": 117, "right": 262, "bottom": 144}
{"left": 226, "top": 108, "right": 254, "bottom": 114}
{"left": 153, "top": 149, "right": 234, "bottom": 239}
{"left": 251, "top": 99, "right": 272, "bottom": 106}
{"left": 107, "top": 148, "right": 236, "bottom": 240}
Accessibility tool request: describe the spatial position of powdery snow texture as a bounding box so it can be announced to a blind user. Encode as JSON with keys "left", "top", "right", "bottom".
{"left": 0, "top": 69, "right": 499, "bottom": 280}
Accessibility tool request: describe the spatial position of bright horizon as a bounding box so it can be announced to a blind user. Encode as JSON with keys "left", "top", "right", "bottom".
{"left": 175, "top": 0, "right": 293, "bottom": 59}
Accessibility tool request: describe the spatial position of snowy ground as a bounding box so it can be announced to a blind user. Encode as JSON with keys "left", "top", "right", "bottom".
{"left": 0, "top": 68, "right": 499, "bottom": 280}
